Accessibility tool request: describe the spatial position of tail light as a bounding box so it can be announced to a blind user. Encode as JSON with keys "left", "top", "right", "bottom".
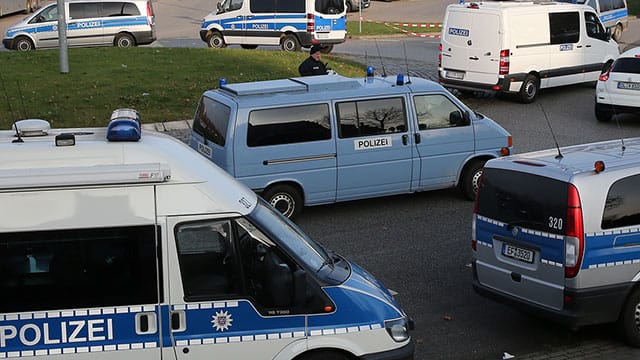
{"left": 146, "top": 1, "right": 154, "bottom": 26}
{"left": 499, "top": 49, "right": 509, "bottom": 75}
{"left": 306, "top": 13, "right": 315, "bottom": 33}
{"left": 438, "top": 43, "right": 442, "bottom": 68}
{"left": 565, "top": 184, "right": 584, "bottom": 278}
{"left": 599, "top": 68, "right": 611, "bottom": 82}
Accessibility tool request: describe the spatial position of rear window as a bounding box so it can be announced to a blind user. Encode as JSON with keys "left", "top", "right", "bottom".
{"left": 476, "top": 168, "right": 569, "bottom": 236}
{"left": 192, "top": 96, "right": 231, "bottom": 147}
{"left": 602, "top": 175, "right": 640, "bottom": 229}
{"left": 611, "top": 58, "right": 640, "bottom": 74}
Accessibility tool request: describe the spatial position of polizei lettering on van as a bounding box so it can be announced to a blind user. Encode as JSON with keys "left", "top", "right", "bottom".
{"left": 354, "top": 137, "right": 392, "bottom": 150}
{"left": 0, "top": 319, "right": 114, "bottom": 348}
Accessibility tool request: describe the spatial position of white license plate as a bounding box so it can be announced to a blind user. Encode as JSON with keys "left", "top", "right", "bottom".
{"left": 446, "top": 71, "right": 464, "bottom": 80}
{"left": 617, "top": 81, "right": 640, "bottom": 90}
{"left": 316, "top": 33, "right": 329, "bottom": 38}
{"left": 502, "top": 243, "right": 534, "bottom": 263}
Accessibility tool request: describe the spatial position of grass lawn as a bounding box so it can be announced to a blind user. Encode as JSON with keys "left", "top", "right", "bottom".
{"left": 629, "top": 1, "right": 638, "bottom": 16}
{"left": 347, "top": 20, "right": 440, "bottom": 36}
{"left": 0, "top": 47, "right": 365, "bottom": 129}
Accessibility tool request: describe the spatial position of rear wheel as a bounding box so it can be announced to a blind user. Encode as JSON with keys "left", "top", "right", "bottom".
{"left": 114, "top": 33, "right": 135, "bottom": 48}
{"left": 618, "top": 288, "right": 640, "bottom": 347}
{"left": 519, "top": 74, "right": 539, "bottom": 104}
{"left": 262, "top": 184, "right": 303, "bottom": 219}
{"left": 15, "top": 36, "right": 34, "bottom": 51}
{"left": 281, "top": 34, "right": 300, "bottom": 52}
{"left": 207, "top": 31, "right": 226, "bottom": 48}
{"left": 595, "top": 102, "right": 612, "bottom": 122}
{"left": 240, "top": 44, "right": 258, "bottom": 49}
{"left": 460, "top": 159, "right": 486, "bottom": 201}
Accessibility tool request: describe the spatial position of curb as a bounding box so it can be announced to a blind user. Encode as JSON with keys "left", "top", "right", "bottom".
{"left": 142, "top": 119, "right": 192, "bottom": 132}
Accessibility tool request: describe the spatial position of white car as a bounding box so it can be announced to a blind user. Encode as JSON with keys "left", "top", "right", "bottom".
{"left": 595, "top": 47, "right": 640, "bottom": 122}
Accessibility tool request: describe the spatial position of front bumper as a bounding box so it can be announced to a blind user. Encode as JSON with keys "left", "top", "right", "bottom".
{"left": 361, "top": 339, "right": 415, "bottom": 360}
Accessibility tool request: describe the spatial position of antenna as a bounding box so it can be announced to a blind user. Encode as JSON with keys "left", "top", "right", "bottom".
{"left": 403, "top": 41, "right": 412, "bottom": 84}
{"left": 539, "top": 103, "right": 562, "bottom": 159}
{"left": 602, "top": 65, "right": 626, "bottom": 152}
{"left": 0, "top": 68, "right": 23, "bottom": 143}
{"left": 374, "top": 39, "right": 387, "bottom": 77}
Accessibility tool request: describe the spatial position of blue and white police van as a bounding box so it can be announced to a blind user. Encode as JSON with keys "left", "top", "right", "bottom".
{"left": 473, "top": 137, "right": 640, "bottom": 346}
{"left": 558, "top": 0, "right": 628, "bottom": 41}
{"left": 2, "top": 0, "right": 156, "bottom": 51}
{"left": 199, "top": 0, "right": 346, "bottom": 52}
{"left": 190, "top": 73, "right": 513, "bottom": 219}
{"left": 0, "top": 111, "right": 414, "bottom": 360}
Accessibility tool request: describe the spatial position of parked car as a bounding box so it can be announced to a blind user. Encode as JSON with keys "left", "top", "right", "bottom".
{"left": 346, "top": 0, "right": 370, "bottom": 12}
{"left": 595, "top": 47, "right": 640, "bottom": 122}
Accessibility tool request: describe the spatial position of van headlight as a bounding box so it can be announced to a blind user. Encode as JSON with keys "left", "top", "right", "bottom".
{"left": 384, "top": 318, "right": 409, "bottom": 342}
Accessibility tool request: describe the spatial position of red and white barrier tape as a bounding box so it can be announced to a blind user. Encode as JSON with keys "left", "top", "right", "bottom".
{"left": 358, "top": 17, "right": 442, "bottom": 38}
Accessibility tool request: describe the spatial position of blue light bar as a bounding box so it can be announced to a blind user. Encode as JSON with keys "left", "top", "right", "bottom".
{"left": 367, "top": 66, "right": 374, "bottom": 77}
{"left": 396, "top": 74, "right": 405, "bottom": 86}
{"left": 107, "top": 118, "right": 141, "bottom": 142}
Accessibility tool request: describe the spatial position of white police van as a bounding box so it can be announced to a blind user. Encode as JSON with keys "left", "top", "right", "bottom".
{"left": 190, "top": 73, "right": 513, "bottom": 219}
{"left": 199, "top": 0, "right": 346, "bottom": 52}
{"left": 0, "top": 111, "right": 414, "bottom": 359}
{"left": 472, "top": 137, "right": 640, "bottom": 346}
{"left": 2, "top": 0, "right": 156, "bottom": 51}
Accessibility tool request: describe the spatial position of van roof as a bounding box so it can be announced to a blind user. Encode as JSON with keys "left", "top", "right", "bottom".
{"left": 212, "top": 74, "right": 446, "bottom": 107}
{"left": 0, "top": 126, "right": 255, "bottom": 214}
{"left": 486, "top": 137, "right": 640, "bottom": 181}
{"left": 447, "top": 1, "right": 591, "bottom": 13}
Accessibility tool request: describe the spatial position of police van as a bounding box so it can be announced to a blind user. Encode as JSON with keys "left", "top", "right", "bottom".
{"left": 439, "top": 1, "right": 619, "bottom": 103}
{"left": 199, "top": 0, "right": 346, "bottom": 52}
{"left": 190, "top": 73, "right": 513, "bottom": 219}
{"left": 0, "top": 110, "right": 415, "bottom": 359}
{"left": 472, "top": 137, "right": 640, "bottom": 346}
{"left": 2, "top": 0, "right": 155, "bottom": 51}
{"left": 558, "top": 0, "right": 628, "bottom": 41}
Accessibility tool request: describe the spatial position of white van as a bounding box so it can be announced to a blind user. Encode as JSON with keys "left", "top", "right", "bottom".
{"left": 438, "top": 1, "right": 619, "bottom": 103}
{"left": 0, "top": 112, "right": 415, "bottom": 360}
{"left": 472, "top": 136, "right": 640, "bottom": 346}
{"left": 199, "top": 0, "right": 346, "bottom": 52}
{"left": 2, "top": 0, "right": 156, "bottom": 51}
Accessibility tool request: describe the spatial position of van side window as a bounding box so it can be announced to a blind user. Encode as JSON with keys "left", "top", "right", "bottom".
{"left": 549, "top": 12, "right": 580, "bottom": 44}
{"left": 192, "top": 96, "right": 230, "bottom": 147}
{"left": 175, "top": 218, "right": 315, "bottom": 314}
{"left": 103, "top": 2, "right": 140, "bottom": 16}
{"left": 0, "top": 225, "right": 161, "bottom": 313}
{"left": 31, "top": 5, "right": 58, "bottom": 23}
{"left": 414, "top": 94, "right": 468, "bottom": 130}
{"left": 585, "top": 12, "right": 606, "bottom": 40}
{"left": 247, "top": 104, "right": 331, "bottom": 147}
{"left": 602, "top": 175, "right": 640, "bottom": 229}
{"left": 337, "top": 97, "right": 407, "bottom": 138}
{"left": 69, "top": 3, "right": 101, "bottom": 19}
{"left": 251, "top": 0, "right": 304, "bottom": 13}
{"left": 611, "top": 0, "right": 625, "bottom": 10}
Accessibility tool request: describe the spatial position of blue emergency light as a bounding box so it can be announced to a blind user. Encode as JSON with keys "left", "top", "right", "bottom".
{"left": 366, "top": 66, "right": 374, "bottom": 77}
{"left": 107, "top": 118, "right": 141, "bottom": 141}
{"left": 219, "top": 78, "right": 227, "bottom": 87}
{"left": 396, "top": 74, "right": 405, "bottom": 86}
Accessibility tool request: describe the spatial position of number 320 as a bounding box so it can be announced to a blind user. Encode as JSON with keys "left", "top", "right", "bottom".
{"left": 548, "top": 216, "right": 563, "bottom": 230}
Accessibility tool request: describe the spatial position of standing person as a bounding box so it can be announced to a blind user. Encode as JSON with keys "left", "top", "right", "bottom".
{"left": 298, "top": 45, "right": 328, "bottom": 76}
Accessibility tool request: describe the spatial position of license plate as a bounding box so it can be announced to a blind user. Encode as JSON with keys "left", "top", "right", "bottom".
{"left": 617, "top": 81, "right": 640, "bottom": 90}
{"left": 445, "top": 70, "right": 464, "bottom": 80}
{"left": 502, "top": 243, "right": 534, "bottom": 263}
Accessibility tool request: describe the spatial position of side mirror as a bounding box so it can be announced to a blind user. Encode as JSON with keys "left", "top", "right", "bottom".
{"left": 605, "top": 27, "right": 612, "bottom": 41}
{"left": 449, "top": 111, "right": 469, "bottom": 126}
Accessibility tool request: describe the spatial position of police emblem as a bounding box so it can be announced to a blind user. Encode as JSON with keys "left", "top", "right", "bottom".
{"left": 211, "top": 310, "right": 233, "bottom": 332}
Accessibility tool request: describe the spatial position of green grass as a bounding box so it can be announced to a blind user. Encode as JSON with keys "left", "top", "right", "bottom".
{"left": 347, "top": 20, "right": 441, "bottom": 36}
{"left": 0, "top": 47, "right": 365, "bottom": 129}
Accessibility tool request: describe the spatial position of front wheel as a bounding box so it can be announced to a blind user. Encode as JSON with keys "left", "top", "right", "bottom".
{"left": 262, "top": 184, "right": 303, "bottom": 219}
{"left": 207, "top": 32, "right": 226, "bottom": 48}
{"left": 15, "top": 36, "right": 34, "bottom": 51}
{"left": 281, "top": 34, "right": 300, "bottom": 52}
{"left": 618, "top": 288, "right": 640, "bottom": 347}
{"left": 519, "top": 74, "right": 539, "bottom": 104}
{"left": 460, "top": 160, "right": 486, "bottom": 201}
{"left": 114, "top": 33, "right": 135, "bottom": 48}
{"left": 595, "top": 102, "right": 612, "bottom": 122}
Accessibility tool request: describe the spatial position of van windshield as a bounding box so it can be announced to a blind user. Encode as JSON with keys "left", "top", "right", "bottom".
{"left": 248, "top": 198, "right": 349, "bottom": 283}
{"left": 476, "top": 168, "right": 569, "bottom": 236}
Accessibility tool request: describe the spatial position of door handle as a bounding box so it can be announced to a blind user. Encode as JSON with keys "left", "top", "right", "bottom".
{"left": 135, "top": 312, "right": 158, "bottom": 335}
{"left": 586, "top": 44, "right": 592, "bottom": 48}
{"left": 402, "top": 134, "right": 409, "bottom": 145}
{"left": 171, "top": 310, "right": 186, "bottom": 332}
{"left": 414, "top": 133, "right": 421, "bottom": 144}
{"left": 469, "top": 56, "right": 479, "bottom": 61}
{"left": 576, "top": 45, "right": 583, "bottom": 48}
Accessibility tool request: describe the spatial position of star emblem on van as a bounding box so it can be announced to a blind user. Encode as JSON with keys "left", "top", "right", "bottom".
{"left": 211, "top": 310, "right": 233, "bottom": 332}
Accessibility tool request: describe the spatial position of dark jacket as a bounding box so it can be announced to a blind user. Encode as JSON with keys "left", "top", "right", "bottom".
{"left": 298, "top": 57, "right": 328, "bottom": 76}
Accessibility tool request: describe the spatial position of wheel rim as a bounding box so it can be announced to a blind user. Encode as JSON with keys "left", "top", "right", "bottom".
{"left": 471, "top": 169, "right": 483, "bottom": 195}
{"left": 118, "top": 37, "right": 132, "bottom": 47}
{"left": 211, "top": 35, "right": 223, "bottom": 48}
{"left": 270, "top": 193, "right": 295, "bottom": 218}
{"left": 17, "top": 40, "right": 31, "bottom": 51}
{"left": 524, "top": 81, "right": 536, "bottom": 99}
{"left": 634, "top": 302, "right": 640, "bottom": 332}
{"left": 283, "top": 38, "right": 295, "bottom": 51}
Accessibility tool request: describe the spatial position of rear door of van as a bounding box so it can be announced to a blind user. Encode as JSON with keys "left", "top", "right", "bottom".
{"left": 473, "top": 167, "right": 568, "bottom": 310}
{"left": 441, "top": 7, "right": 501, "bottom": 86}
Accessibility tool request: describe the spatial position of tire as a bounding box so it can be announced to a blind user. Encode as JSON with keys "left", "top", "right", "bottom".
{"left": 518, "top": 74, "right": 539, "bottom": 104}
{"left": 262, "top": 184, "right": 303, "bottom": 219}
{"left": 15, "top": 36, "right": 34, "bottom": 51}
{"left": 114, "top": 33, "right": 135, "bottom": 48}
{"left": 618, "top": 288, "right": 640, "bottom": 347}
{"left": 595, "top": 102, "right": 612, "bottom": 122}
{"left": 319, "top": 45, "right": 333, "bottom": 54}
{"left": 281, "top": 34, "right": 300, "bottom": 52}
{"left": 298, "top": 350, "right": 351, "bottom": 360}
{"left": 460, "top": 160, "right": 486, "bottom": 201}
{"left": 240, "top": 44, "right": 258, "bottom": 49}
{"left": 207, "top": 32, "right": 226, "bottom": 48}
{"left": 346, "top": 0, "right": 355, "bottom": 12}
{"left": 612, "top": 24, "right": 623, "bottom": 42}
